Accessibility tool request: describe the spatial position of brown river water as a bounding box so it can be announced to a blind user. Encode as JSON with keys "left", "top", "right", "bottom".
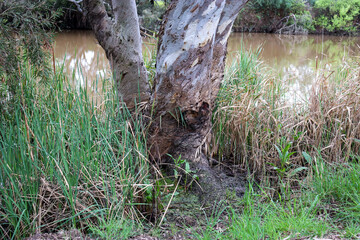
{"left": 54, "top": 30, "right": 360, "bottom": 102}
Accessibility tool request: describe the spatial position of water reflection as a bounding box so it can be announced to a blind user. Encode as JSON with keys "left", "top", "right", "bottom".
{"left": 54, "top": 30, "right": 110, "bottom": 88}
{"left": 228, "top": 33, "right": 359, "bottom": 78}
{"left": 228, "top": 33, "right": 360, "bottom": 102}
{"left": 54, "top": 30, "right": 360, "bottom": 102}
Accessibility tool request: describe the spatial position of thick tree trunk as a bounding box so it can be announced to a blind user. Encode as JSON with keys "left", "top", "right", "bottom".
{"left": 84, "top": 0, "right": 248, "bottom": 202}
{"left": 150, "top": 0, "right": 248, "bottom": 201}
{"left": 83, "top": 0, "right": 150, "bottom": 108}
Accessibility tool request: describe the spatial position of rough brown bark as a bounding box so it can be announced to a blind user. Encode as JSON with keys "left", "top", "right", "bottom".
{"left": 83, "top": 0, "right": 150, "bottom": 108}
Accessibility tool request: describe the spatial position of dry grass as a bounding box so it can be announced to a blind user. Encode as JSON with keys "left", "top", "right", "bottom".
{"left": 212, "top": 51, "right": 360, "bottom": 174}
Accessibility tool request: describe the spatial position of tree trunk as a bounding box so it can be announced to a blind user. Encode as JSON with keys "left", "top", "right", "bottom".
{"left": 84, "top": 0, "right": 248, "bottom": 202}
{"left": 83, "top": 0, "right": 150, "bottom": 108}
{"left": 150, "top": 0, "right": 248, "bottom": 201}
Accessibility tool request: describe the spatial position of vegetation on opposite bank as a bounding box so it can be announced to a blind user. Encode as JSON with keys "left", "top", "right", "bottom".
{"left": 235, "top": 0, "right": 360, "bottom": 35}
{"left": 2, "top": 0, "right": 360, "bottom": 36}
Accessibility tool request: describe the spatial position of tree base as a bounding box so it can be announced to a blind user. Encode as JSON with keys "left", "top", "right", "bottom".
{"left": 190, "top": 154, "right": 247, "bottom": 203}
{"left": 163, "top": 152, "right": 247, "bottom": 204}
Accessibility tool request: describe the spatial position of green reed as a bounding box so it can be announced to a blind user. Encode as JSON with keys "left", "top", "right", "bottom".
{"left": 0, "top": 62, "right": 151, "bottom": 239}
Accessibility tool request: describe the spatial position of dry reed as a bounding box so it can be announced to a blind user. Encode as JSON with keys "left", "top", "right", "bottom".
{"left": 212, "top": 52, "right": 360, "bottom": 174}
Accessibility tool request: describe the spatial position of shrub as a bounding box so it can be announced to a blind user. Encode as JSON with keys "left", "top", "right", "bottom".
{"left": 314, "top": 0, "right": 360, "bottom": 32}
{"left": 250, "top": 0, "right": 307, "bottom": 17}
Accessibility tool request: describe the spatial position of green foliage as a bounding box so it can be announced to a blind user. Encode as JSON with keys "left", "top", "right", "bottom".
{"left": 137, "top": 0, "right": 166, "bottom": 32}
{"left": 0, "top": 0, "right": 60, "bottom": 119}
{"left": 251, "top": 0, "right": 294, "bottom": 14}
{"left": 250, "top": 0, "right": 307, "bottom": 16}
{"left": 237, "top": 0, "right": 360, "bottom": 34}
{"left": 295, "top": 10, "right": 316, "bottom": 31}
{"left": 240, "top": 0, "right": 313, "bottom": 33}
{"left": 168, "top": 154, "right": 198, "bottom": 189}
{"left": 314, "top": 0, "right": 360, "bottom": 32}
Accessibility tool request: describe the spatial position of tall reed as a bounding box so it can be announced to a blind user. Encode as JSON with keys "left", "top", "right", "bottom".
{"left": 212, "top": 49, "right": 360, "bottom": 174}
{"left": 0, "top": 63, "right": 152, "bottom": 239}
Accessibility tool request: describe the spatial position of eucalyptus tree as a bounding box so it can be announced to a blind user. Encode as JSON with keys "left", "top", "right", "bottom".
{"left": 83, "top": 0, "right": 249, "bottom": 200}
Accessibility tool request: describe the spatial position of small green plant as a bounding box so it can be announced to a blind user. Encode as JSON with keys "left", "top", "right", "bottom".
{"left": 272, "top": 138, "right": 296, "bottom": 179}
{"left": 270, "top": 138, "right": 307, "bottom": 195}
{"left": 168, "top": 154, "right": 198, "bottom": 190}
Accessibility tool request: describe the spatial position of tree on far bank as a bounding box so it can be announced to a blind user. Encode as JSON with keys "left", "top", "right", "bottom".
{"left": 83, "top": 0, "right": 249, "bottom": 201}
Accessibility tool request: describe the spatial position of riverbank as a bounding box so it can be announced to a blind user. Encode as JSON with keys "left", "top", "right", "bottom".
{"left": 1, "top": 48, "right": 359, "bottom": 239}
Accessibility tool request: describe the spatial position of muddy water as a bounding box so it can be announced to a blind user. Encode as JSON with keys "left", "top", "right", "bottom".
{"left": 54, "top": 30, "right": 360, "bottom": 101}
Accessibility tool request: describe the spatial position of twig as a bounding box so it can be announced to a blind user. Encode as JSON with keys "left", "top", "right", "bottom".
{"left": 158, "top": 176, "right": 180, "bottom": 227}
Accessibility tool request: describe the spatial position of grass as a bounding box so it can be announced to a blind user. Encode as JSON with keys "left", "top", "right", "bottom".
{"left": 189, "top": 156, "right": 360, "bottom": 239}
{"left": 0, "top": 62, "right": 154, "bottom": 239}
{"left": 1, "top": 47, "right": 360, "bottom": 239}
{"left": 213, "top": 47, "right": 360, "bottom": 173}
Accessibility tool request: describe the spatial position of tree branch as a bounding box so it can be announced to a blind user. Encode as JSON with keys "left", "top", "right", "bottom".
{"left": 68, "top": 0, "right": 83, "bottom": 13}
{"left": 209, "top": 0, "right": 249, "bottom": 103}
{"left": 84, "top": 0, "right": 149, "bottom": 107}
{"left": 83, "top": 0, "right": 112, "bottom": 44}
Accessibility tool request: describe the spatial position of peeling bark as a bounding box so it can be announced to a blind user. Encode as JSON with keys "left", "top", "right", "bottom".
{"left": 83, "top": 0, "right": 150, "bottom": 108}
{"left": 150, "top": 0, "right": 226, "bottom": 159}
{"left": 84, "top": 0, "right": 248, "bottom": 202}
{"left": 149, "top": 0, "right": 248, "bottom": 201}
{"left": 210, "top": 0, "right": 249, "bottom": 103}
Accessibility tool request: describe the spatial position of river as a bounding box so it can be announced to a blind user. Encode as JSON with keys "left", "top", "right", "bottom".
{"left": 54, "top": 30, "right": 360, "bottom": 102}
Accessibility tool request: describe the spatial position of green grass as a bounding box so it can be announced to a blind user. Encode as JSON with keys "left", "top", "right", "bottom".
{"left": 305, "top": 155, "right": 360, "bottom": 225}
{"left": 191, "top": 160, "right": 360, "bottom": 239}
{"left": 0, "top": 63, "right": 152, "bottom": 239}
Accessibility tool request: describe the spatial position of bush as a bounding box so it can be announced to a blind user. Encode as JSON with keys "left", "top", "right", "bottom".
{"left": 137, "top": 1, "right": 166, "bottom": 32}
{"left": 314, "top": 0, "right": 360, "bottom": 32}
{"left": 250, "top": 0, "right": 306, "bottom": 17}
{"left": 236, "top": 0, "right": 311, "bottom": 33}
